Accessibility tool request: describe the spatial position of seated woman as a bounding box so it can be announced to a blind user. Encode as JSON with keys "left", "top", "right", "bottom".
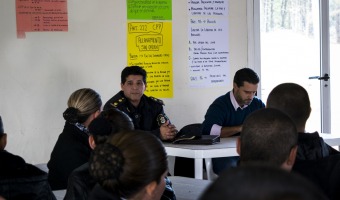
{"left": 88, "top": 130, "right": 168, "bottom": 200}
{"left": 64, "top": 108, "right": 134, "bottom": 200}
{"left": 48, "top": 88, "right": 102, "bottom": 190}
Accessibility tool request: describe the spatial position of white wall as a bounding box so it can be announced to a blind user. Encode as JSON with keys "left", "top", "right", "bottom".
{"left": 0, "top": 0, "right": 249, "bottom": 164}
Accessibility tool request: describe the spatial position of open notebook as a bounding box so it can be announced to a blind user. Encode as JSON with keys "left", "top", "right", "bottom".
{"left": 172, "top": 135, "right": 220, "bottom": 145}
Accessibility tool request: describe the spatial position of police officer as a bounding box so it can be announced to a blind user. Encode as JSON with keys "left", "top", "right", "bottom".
{"left": 104, "top": 66, "right": 178, "bottom": 141}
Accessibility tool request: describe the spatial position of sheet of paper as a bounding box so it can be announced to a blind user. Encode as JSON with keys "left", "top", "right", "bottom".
{"left": 188, "top": 0, "right": 229, "bottom": 87}
{"left": 127, "top": 0, "right": 172, "bottom": 20}
{"left": 127, "top": 22, "right": 173, "bottom": 98}
{"left": 16, "top": 0, "right": 68, "bottom": 39}
{"left": 127, "top": 0, "right": 173, "bottom": 98}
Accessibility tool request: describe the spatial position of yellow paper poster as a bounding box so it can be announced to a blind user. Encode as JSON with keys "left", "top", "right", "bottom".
{"left": 127, "top": 21, "right": 173, "bottom": 98}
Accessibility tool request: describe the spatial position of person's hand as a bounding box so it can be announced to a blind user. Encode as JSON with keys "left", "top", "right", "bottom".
{"left": 160, "top": 121, "right": 178, "bottom": 140}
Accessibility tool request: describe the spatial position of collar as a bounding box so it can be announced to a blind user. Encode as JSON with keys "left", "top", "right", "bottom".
{"left": 125, "top": 94, "right": 146, "bottom": 113}
{"left": 73, "top": 122, "right": 90, "bottom": 136}
{"left": 230, "top": 90, "right": 248, "bottom": 111}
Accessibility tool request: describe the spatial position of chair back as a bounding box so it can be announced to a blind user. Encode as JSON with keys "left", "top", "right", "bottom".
{"left": 177, "top": 123, "right": 202, "bottom": 138}
{"left": 174, "top": 123, "right": 202, "bottom": 178}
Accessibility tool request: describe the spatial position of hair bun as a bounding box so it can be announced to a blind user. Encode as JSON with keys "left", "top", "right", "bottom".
{"left": 63, "top": 107, "right": 79, "bottom": 123}
{"left": 89, "top": 143, "right": 124, "bottom": 183}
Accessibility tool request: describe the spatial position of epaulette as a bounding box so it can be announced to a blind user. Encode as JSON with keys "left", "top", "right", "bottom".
{"left": 149, "top": 96, "right": 164, "bottom": 105}
{"left": 110, "top": 97, "right": 126, "bottom": 108}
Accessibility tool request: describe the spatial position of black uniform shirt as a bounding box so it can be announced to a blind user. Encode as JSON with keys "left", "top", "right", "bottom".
{"left": 104, "top": 91, "right": 166, "bottom": 138}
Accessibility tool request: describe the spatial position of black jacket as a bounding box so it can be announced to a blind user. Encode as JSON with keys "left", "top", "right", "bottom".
{"left": 0, "top": 150, "right": 56, "bottom": 200}
{"left": 88, "top": 178, "right": 176, "bottom": 200}
{"left": 297, "top": 132, "right": 339, "bottom": 160}
{"left": 64, "top": 162, "right": 96, "bottom": 200}
{"left": 104, "top": 91, "right": 167, "bottom": 138}
{"left": 48, "top": 122, "right": 92, "bottom": 190}
{"left": 293, "top": 154, "right": 340, "bottom": 200}
{"left": 88, "top": 184, "right": 119, "bottom": 200}
{"left": 293, "top": 132, "right": 340, "bottom": 200}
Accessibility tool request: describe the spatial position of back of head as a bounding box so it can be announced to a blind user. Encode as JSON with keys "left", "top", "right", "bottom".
{"left": 121, "top": 66, "right": 147, "bottom": 84}
{"left": 240, "top": 108, "right": 298, "bottom": 168}
{"left": 63, "top": 88, "right": 102, "bottom": 123}
{"left": 89, "top": 130, "right": 167, "bottom": 199}
{"left": 266, "top": 83, "right": 310, "bottom": 130}
{"left": 233, "top": 68, "right": 260, "bottom": 87}
{"left": 89, "top": 109, "right": 134, "bottom": 144}
{"left": 199, "top": 165, "right": 327, "bottom": 200}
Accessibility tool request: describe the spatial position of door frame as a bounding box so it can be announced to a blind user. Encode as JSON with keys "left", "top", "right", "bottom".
{"left": 248, "top": 0, "right": 331, "bottom": 133}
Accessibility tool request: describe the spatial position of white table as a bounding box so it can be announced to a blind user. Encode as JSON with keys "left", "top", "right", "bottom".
{"left": 164, "top": 133, "right": 340, "bottom": 180}
{"left": 169, "top": 176, "right": 211, "bottom": 200}
{"left": 320, "top": 133, "right": 340, "bottom": 148}
{"left": 53, "top": 190, "right": 66, "bottom": 200}
{"left": 164, "top": 137, "right": 238, "bottom": 180}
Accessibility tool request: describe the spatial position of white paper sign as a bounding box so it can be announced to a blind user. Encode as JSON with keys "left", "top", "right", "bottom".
{"left": 188, "top": 0, "right": 229, "bottom": 87}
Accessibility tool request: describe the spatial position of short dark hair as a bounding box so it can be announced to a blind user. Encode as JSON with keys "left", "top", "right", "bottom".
{"left": 266, "top": 83, "right": 310, "bottom": 129}
{"left": 240, "top": 108, "right": 298, "bottom": 167}
{"left": 89, "top": 130, "right": 167, "bottom": 199}
{"left": 233, "top": 68, "right": 260, "bottom": 87}
{"left": 199, "top": 165, "right": 327, "bottom": 200}
{"left": 121, "top": 66, "right": 147, "bottom": 84}
{"left": 89, "top": 109, "right": 134, "bottom": 144}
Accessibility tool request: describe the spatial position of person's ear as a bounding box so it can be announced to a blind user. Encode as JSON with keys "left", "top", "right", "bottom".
{"left": 0, "top": 134, "right": 7, "bottom": 150}
{"left": 236, "top": 137, "right": 241, "bottom": 156}
{"left": 282, "top": 145, "right": 297, "bottom": 171}
{"left": 287, "top": 145, "right": 297, "bottom": 166}
{"left": 308, "top": 107, "right": 312, "bottom": 119}
{"left": 145, "top": 181, "right": 157, "bottom": 197}
{"left": 94, "top": 110, "right": 101, "bottom": 118}
{"left": 121, "top": 83, "right": 124, "bottom": 90}
{"left": 88, "top": 135, "right": 96, "bottom": 150}
{"left": 233, "top": 82, "right": 237, "bottom": 89}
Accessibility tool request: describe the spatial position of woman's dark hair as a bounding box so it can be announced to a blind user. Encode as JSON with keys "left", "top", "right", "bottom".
{"left": 63, "top": 88, "right": 102, "bottom": 123}
{"left": 89, "top": 130, "right": 167, "bottom": 199}
{"left": 90, "top": 109, "right": 134, "bottom": 144}
{"left": 121, "top": 66, "right": 147, "bottom": 84}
